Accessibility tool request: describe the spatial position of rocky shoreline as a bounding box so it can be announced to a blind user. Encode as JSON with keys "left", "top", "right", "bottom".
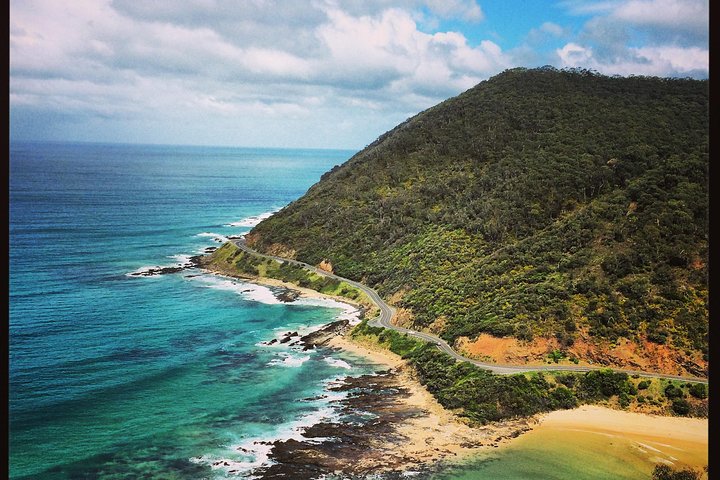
{"left": 132, "top": 263, "right": 538, "bottom": 477}
{"left": 247, "top": 320, "right": 536, "bottom": 479}
{"left": 128, "top": 250, "right": 210, "bottom": 277}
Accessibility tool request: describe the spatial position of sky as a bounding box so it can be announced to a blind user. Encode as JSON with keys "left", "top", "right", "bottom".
{"left": 9, "top": 0, "right": 709, "bottom": 149}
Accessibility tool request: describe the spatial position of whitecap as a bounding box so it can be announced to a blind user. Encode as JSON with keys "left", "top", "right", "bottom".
{"left": 191, "top": 405, "right": 341, "bottom": 476}
{"left": 195, "top": 232, "right": 230, "bottom": 243}
{"left": 187, "top": 274, "right": 362, "bottom": 322}
{"left": 294, "top": 297, "right": 362, "bottom": 324}
{"left": 225, "top": 209, "right": 281, "bottom": 228}
{"left": 324, "top": 357, "right": 353, "bottom": 370}
{"left": 186, "top": 274, "right": 284, "bottom": 305}
{"left": 125, "top": 256, "right": 194, "bottom": 277}
{"left": 168, "top": 254, "right": 193, "bottom": 264}
{"left": 268, "top": 352, "right": 310, "bottom": 368}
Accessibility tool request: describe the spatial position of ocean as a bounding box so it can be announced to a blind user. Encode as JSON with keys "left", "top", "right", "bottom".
{"left": 9, "top": 141, "right": 678, "bottom": 480}
{"left": 9, "top": 141, "right": 378, "bottom": 479}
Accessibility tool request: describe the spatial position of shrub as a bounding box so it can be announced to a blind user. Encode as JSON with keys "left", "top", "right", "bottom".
{"left": 577, "top": 370, "right": 630, "bottom": 399}
{"left": 664, "top": 384, "right": 684, "bottom": 399}
{"left": 637, "top": 380, "right": 651, "bottom": 390}
{"left": 550, "top": 386, "right": 578, "bottom": 409}
{"left": 556, "top": 374, "right": 577, "bottom": 388}
{"left": 652, "top": 464, "right": 701, "bottom": 480}
{"left": 671, "top": 398, "right": 691, "bottom": 415}
{"left": 688, "top": 383, "right": 707, "bottom": 399}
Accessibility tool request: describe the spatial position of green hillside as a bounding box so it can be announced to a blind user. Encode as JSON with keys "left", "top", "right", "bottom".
{"left": 246, "top": 67, "right": 708, "bottom": 372}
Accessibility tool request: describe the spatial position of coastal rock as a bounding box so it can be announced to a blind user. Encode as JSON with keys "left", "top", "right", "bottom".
{"left": 252, "top": 371, "right": 433, "bottom": 480}
{"left": 274, "top": 289, "right": 300, "bottom": 303}
{"left": 130, "top": 266, "right": 185, "bottom": 276}
{"left": 298, "top": 320, "right": 350, "bottom": 350}
{"left": 279, "top": 332, "right": 298, "bottom": 344}
{"left": 317, "top": 259, "right": 334, "bottom": 274}
{"left": 131, "top": 254, "right": 205, "bottom": 277}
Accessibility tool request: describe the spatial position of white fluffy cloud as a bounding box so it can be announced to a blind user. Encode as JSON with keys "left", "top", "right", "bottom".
{"left": 611, "top": 0, "right": 708, "bottom": 31}
{"left": 9, "top": 0, "right": 709, "bottom": 148}
{"left": 10, "top": 0, "right": 511, "bottom": 147}
{"left": 556, "top": 0, "right": 708, "bottom": 77}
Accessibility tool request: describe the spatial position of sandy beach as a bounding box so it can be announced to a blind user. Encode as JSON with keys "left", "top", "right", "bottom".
{"left": 531, "top": 405, "right": 708, "bottom": 468}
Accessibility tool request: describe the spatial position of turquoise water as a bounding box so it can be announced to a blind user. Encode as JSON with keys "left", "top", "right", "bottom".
{"left": 9, "top": 141, "right": 379, "bottom": 479}
{"left": 9, "top": 141, "right": 667, "bottom": 480}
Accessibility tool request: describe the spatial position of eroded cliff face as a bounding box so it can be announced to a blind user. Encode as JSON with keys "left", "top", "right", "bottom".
{"left": 317, "top": 259, "right": 334, "bottom": 274}
{"left": 456, "top": 330, "right": 707, "bottom": 378}
{"left": 246, "top": 232, "right": 297, "bottom": 259}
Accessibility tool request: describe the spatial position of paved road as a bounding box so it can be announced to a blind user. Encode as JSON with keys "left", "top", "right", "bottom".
{"left": 230, "top": 238, "right": 708, "bottom": 384}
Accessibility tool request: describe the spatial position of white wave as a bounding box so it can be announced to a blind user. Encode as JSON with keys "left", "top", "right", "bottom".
{"left": 125, "top": 265, "right": 166, "bottom": 277}
{"left": 168, "top": 254, "right": 193, "bottom": 264}
{"left": 125, "top": 255, "right": 194, "bottom": 277}
{"left": 187, "top": 274, "right": 362, "bottom": 323}
{"left": 324, "top": 357, "right": 353, "bottom": 370}
{"left": 187, "top": 274, "right": 284, "bottom": 305}
{"left": 241, "top": 285, "right": 285, "bottom": 305}
{"left": 294, "top": 297, "right": 362, "bottom": 324}
{"left": 256, "top": 324, "right": 323, "bottom": 347}
{"left": 268, "top": 352, "right": 310, "bottom": 368}
{"left": 191, "top": 405, "right": 340, "bottom": 476}
{"left": 195, "top": 232, "right": 230, "bottom": 243}
{"left": 225, "top": 209, "right": 281, "bottom": 228}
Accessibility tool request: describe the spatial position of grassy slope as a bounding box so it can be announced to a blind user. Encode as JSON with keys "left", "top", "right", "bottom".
{"left": 201, "top": 242, "right": 374, "bottom": 309}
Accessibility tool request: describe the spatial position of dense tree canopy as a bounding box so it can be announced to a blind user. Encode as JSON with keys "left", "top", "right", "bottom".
{"left": 248, "top": 67, "right": 708, "bottom": 360}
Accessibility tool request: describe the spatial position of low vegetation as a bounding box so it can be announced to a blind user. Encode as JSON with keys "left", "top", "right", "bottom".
{"left": 202, "top": 242, "right": 373, "bottom": 308}
{"left": 351, "top": 320, "right": 708, "bottom": 425}
{"left": 652, "top": 464, "right": 706, "bottom": 480}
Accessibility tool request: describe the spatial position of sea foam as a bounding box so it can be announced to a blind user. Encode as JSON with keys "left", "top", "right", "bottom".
{"left": 195, "top": 232, "right": 230, "bottom": 243}
{"left": 187, "top": 274, "right": 283, "bottom": 305}
{"left": 125, "top": 255, "right": 194, "bottom": 277}
{"left": 187, "top": 274, "right": 362, "bottom": 325}
{"left": 323, "top": 357, "right": 353, "bottom": 369}
{"left": 190, "top": 404, "right": 341, "bottom": 476}
{"left": 225, "top": 209, "right": 280, "bottom": 228}
{"left": 268, "top": 352, "right": 310, "bottom": 368}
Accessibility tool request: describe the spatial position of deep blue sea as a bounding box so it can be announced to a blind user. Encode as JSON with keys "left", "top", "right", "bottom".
{"left": 9, "top": 141, "right": 381, "bottom": 479}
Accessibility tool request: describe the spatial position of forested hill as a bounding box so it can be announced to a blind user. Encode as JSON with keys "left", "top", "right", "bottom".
{"left": 246, "top": 67, "right": 708, "bottom": 376}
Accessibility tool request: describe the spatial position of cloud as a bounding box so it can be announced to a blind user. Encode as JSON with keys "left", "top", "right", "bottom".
{"left": 421, "top": 0, "right": 483, "bottom": 21}
{"left": 556, "top": 42, "right": 708, "bottom": 77}
{"left": 9, "top": 0, "right": 512, "bottom": 147}
{"left": 554, "top": 0, "right": 708, "bottom": 78}
{"left": 9, "top": 0, "right": 708, "bottom": 148}
{"left": 611, "top": 0, "right": 708, "bottom": 31}
{"left": 563, "top": 0, "right": 708, "bottom": 42}
{"left": 556, "top": 43, "right": 594, "bottom": 67}
{"left": 313, "top": 7, "right": 508, "bottom": 95}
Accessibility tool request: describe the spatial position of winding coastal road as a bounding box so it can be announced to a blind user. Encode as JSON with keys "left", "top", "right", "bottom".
{"left": 230, "top": 238, "right": 707, "bottom": 384}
